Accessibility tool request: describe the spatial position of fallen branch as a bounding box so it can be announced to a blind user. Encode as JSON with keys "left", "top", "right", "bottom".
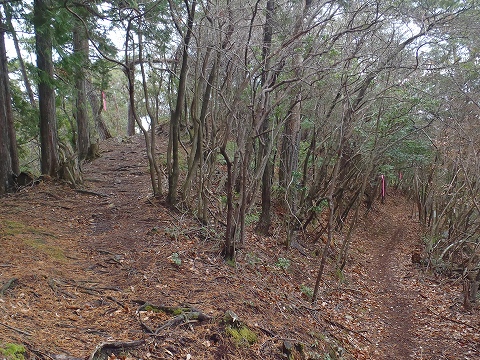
{"left": 0, "top": 277, "right": 18, "bottom": 296}
{"left": 0, "top": 321, "right": 32, "bottom": 336}
{"left": 89, "top": 340, "right": 145, "bottom": 360}
{"left": 75, "top": 189, "right": 109, "bottom": 197}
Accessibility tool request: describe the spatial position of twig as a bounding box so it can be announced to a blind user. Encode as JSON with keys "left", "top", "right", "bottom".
{"left": 0, "top": 321, "right": 32, "bottom": 336}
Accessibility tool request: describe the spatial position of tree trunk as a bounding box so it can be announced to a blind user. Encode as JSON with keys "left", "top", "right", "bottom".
{"left": 4, "top": 3, "right": 36, "bottom": 108}
{"left": 0, "top": 11, "right": 18, "bottom": 177}
{"left": 86, "top": 81, "right": 112, "bottom": 140}
{"left": 73, "top": 21, "right": 90, "bottom": 160}
{"left": 220, "top": 146, "right": 235, "bottom": 260}
{"left": 34, "top": 0, "right": 59, "bottom": 177}
{"left": 138, "top": 21, "right": 162, "bottom": 197}
{"left": 167, "top": 0, "right": 196, "bottom": 206}
{"left": 256, "top": 0, "right": 275, "bottom": 235}
{"left": 0, "top": 13, "right": 13, "bottom": 193}
{"left": 126, "top": 61, "right": 135, "bottom": 136}
{"left": 279, "top": 0, "right": 311, "bottom": 246}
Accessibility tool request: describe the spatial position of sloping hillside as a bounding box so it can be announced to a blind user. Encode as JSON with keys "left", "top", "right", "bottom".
{"left": 0, "top": 135, "right": 478, "bottom": 359}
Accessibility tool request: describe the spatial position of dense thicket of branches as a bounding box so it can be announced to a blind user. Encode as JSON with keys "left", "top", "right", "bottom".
{"left": 0, "top": 0, "right": 479, "bottom": 302}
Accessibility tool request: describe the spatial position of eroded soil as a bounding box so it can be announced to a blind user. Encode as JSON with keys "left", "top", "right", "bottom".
{"left": 0, "top": 134, "right": 479, "bottom": 359}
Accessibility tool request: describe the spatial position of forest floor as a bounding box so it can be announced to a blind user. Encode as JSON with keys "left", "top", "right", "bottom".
{"left": 0, "top": 134, "right": 479, "bottom": 360}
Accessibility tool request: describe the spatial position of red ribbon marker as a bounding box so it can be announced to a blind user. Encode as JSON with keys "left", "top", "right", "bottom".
{"left": 102, "top": 91, "right": 107, "bottom": 111}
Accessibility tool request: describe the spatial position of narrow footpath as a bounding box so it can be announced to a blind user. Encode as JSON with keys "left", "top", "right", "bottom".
{"left": 350, "top": 195, "right": 480, "bottom": 359}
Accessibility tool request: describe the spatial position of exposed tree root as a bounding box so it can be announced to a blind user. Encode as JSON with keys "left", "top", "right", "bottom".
{"left": 136, "top": 303, "right": 211, "bottom": 335}
{"left": 89, "top": 340, "right": 145, "bottom": 360}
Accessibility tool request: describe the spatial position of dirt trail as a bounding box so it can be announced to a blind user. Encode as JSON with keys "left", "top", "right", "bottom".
{"left": 369, "top": 221, "right": 416, "bottom": 358}
{"left": 352, "top": 198, "right": 416, "bottom": 358}
{"left": 350, "top": 196, "right": 480, "bottom": 360}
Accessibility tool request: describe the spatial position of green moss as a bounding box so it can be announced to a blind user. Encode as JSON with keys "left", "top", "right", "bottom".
{"left": 171, "top": 308, "right": 184, "bottom": 316}
{"left": 23, "top": 238, "right": 66, "bottom": 261}
{"left": 0, "top": 343, "right": 26, "bottom": 360}
{"left": 226, "top": 325, "right": 257, "bottom": 346}
{"left": 144, "top": 304, "right": 161, "bottom": 313}
{"left": 1, "top": 220, "right": 65, "bottom": 262}
{"left": 225, "top": 259, "right": 236, "bottom": 267}
{"left": 2, "top": 220, "right": 54, "bottom": 237}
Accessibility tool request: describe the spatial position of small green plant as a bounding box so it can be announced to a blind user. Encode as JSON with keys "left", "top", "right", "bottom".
{"left": 246, "top": 252, "right": 261, "bottom": 266}
{"left": 300, "top": 285, "right": 314, "bottom": 299}
{"left": 0, "top": 343, "right": 26, "bottom": 360}
{"left": 245, "top": 212, "right": 259, "bottom": 225}
{"left": 226, "top": 258, "right": 236, "bottom": 267}
{"left": 275, "top": 257, "right": 291, "bottom": 270}
{"left": 335, "top": 268, "right": 345, "bottom": 283}
{"left": 168, "top": 252, "right": 182, "bottom": 266}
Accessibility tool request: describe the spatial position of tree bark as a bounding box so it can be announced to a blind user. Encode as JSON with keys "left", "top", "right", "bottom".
{"left": 4, "top": 3, "right": 36, "bottom": 108}
{"left": 167, "top": 0, "right": 196, "bottom": 206}
{"left": 126, "top": 62, "right": 135, "bottom": 136}
{"left": 256, "top": 0, "right": 275, "bottom": 235}
{"left": 0, "top": 10, "right": 18, "bottom": 179}
{"left": 34, "top": 0, "right": 59, "bottom": 177}
{"left": 86, "top": 80, "right": 111, "bottom": 140}
{"left": 73, "top": 20, "right": 90, "bottom": 160}
{"left": 279, "top": 0, "right": 311, "bottom": 246}
{"left": 0, "top": 16, "right": 13, "bottom": 194}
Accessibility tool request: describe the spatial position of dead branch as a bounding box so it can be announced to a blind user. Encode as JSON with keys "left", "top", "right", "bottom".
{"left": 0, "top": 321, "right": 32, "bottom": 336}
{"left": 75, "top": 189, "right": 109, "bottom": 197}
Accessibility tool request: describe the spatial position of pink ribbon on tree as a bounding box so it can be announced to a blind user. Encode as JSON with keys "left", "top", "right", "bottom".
{"left": 102, "top": 91, "right": 107, "bottom": 111}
